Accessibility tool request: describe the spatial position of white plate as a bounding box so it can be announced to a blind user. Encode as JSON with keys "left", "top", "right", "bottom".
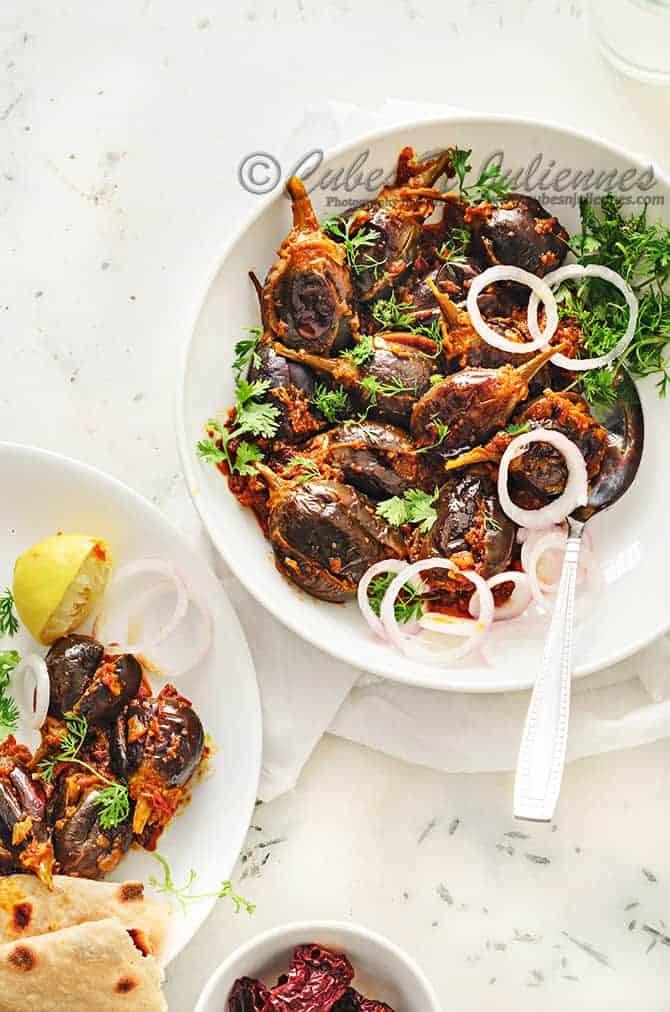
{"left": 0, "top": 441, "right": 262, "bottom": 964}
{"left": 178, "top": 113, "right": 670, "bottom": 693}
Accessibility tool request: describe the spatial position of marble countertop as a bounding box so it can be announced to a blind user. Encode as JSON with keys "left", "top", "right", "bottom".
{"left": 2, "top": 1, "right": 670, "bottom": 1008}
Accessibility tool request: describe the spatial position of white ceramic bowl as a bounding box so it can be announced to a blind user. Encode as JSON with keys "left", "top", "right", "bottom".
{"left": 178, "top": 113, "right": 670, "bottom": 692}
{"left": 194, "top": 920, "right": 441, "bottom": 1012}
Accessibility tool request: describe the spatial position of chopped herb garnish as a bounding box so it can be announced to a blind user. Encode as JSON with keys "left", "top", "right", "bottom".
{"left": 149, "top": 853, "right": 256, "bottom": 915}
{"left": 38, "top": 712, "right": 130, "bottom": 828}
{"left": 322, "top": 216, "right": 387, "bottom": 277}
{"left": 439, "top": 226, "right": 471, "bottom": 264}
{"left": 359, "top": 375, "right": 417, "bottom": 406}
{"left": 566, "top": 194, "right": 670, "bottom": 401}
{"left": 0, "top": 590, "right": 18, "bottom": 638}
{"left": 482, "top": 509, "right": 502, "bottom": 533}
{"left": 377, "top": 487, "right": 440, "bottom": 534}
{"left": 339, "top": 334, "right": 375, "bottom": 366}
{"left": 367, "top": 572, "right": 426, "bottom": 625}
{"left": 371, "top": 292, "right": 416, "bottom": 331}
{"left": 198, "top": 378, "right": 279, "bottom": 477}
{"left": 451, "top": 147, "right": 510, "bottom": 204}
{"left": 232, "top": 327, "right": 263, "bottom": 379}
{"left": 416, "top": 421, "right": 450, "bottom": 453}
{"left": 312, "top": 383, "right": 352, "bottom": 424}
{"left": 285, "top": 455, "right": 321, "bottom": 484}
{"left": 0, "top": 653, "right": 20, "bottom": 743}
{"left": 505, "top": 421, "right": 532, "bottom": 435}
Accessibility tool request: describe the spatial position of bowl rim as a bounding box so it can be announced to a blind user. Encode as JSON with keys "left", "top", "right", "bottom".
{"left": 193, "top": 918, "right": 442, "bottom": 1011}
{"left": 176, "top": 111, "right": 670, "bottom": 692}
{"left": 0, "top": 439, "right": 263, "bottom": 965}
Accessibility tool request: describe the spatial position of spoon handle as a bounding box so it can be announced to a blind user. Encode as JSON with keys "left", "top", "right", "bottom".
{"left": 514, "top": 516, "right": 585, "bottom": 821}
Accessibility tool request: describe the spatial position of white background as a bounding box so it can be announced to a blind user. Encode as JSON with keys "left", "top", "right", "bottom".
{"left": 1, "top": 1, "right": 670, "bottom": 1009}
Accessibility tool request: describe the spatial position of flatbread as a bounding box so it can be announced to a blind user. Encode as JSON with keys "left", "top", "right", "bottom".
{"left": 0, "top": 876, "right": 169, "bottom": 959}
{"left": 0, "top": 917, "right": 167, "bottom": 1011}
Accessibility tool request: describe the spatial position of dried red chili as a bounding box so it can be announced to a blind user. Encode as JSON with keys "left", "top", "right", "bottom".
{"left": 332, "top": 988, "right": 395, "bottom": 1012}
{"left": 228, "top": 976, "right": 270, "bottom": 1012}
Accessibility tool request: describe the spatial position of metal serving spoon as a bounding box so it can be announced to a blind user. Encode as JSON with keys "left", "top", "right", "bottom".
{"left": 514, "top": 368, "right": 644, "bottom": 821}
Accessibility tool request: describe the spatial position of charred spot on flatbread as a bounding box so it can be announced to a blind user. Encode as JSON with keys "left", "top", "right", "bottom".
{"left": 127, "top": 927, "right": 151, "bottom": 957}
{"left": 117, "top": 882, "right": 144, "bottom": 903}
{"left": 8, "top": 944, "right": 36, "bottom": 971}
{"left": 11, "top": 902, "right": 32, "bottom": 932}
{"left": 115, "top": 975, "right": 138, "bottom": 994}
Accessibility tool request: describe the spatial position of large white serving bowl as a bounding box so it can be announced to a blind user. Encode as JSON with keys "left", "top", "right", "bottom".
{"left": 178, "top": 114, "right": 670, "bottom": 692}
{"left": 0, "top": 442, "right": 262, "bottom": 964}
{"left": 194, "top": 920, "right": 441, "bottom": 1012}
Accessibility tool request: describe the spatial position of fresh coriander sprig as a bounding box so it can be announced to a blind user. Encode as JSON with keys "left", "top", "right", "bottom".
{"left": 0, "top": 650, "right": 20, "bottom": 690}
{"left": 0, "top": 590, "right": 18, "bottom": 638}
{"left": 322, "top": 216, "right": 387, "bottom": 277}
{"left": 366, "top": 572, "right": 426, "bottom": 625}
{"left": 284, "top": 455, "right": 321, "bottom": 484}
{"left": 438, "top": 226, "right": 471, "bottom": 264}
{"left": 312, "top": 383, "right": 352, "bottom": 424}
{"left": 198, "top": 378, "right": 279, "bottom": 477}
{"left": 565, "top": 194, "right": 670, "bottom": 401}
{"left": 0, "top": 651, "right": 20, "bottom": 743}
{"left": 38, "top": 712, "right": 130, "bottom": 829}
{"left": 505, "top": 421, "right": 532, "bottom": 435}
{"left": 359, "top": 375, "right": 417, "bottom": 407}
{"left": 451, "top": 147, "right": 510, "bottom": 204}
{"left": 377, "top": 488, "right": 439, "bottom": 535}
{"left": 232, "top": 327, "right": 263, "bottom": 379}
{"left": 482, "top": 509, "right": 502, "bottom": 533}
{"left": 339, "top": 335, "right": 375, "bottom": 366}
{"left": 149, "top": 853, "right": 256, "bottom": 916}
{"left": 369, "top": 294, "right": 442, "bottom": 357}
{"left": 416, "top": 421, "right": 450, "bottom": 453}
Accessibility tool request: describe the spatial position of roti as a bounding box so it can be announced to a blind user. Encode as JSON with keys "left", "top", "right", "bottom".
{"left": 0, "top": 917, "right": 167, "bottom": 1011}
{"left": 0, "top": 876, "right": 169, "bottom": 959}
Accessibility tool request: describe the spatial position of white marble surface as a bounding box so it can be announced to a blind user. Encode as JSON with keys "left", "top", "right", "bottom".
{"left": 2, "top": 1, "right": 670, "bottom": 1009}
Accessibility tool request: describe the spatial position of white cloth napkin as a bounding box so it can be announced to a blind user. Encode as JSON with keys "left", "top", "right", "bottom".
{"left": 171, "top": 99, "right": 670, "bottom": 801}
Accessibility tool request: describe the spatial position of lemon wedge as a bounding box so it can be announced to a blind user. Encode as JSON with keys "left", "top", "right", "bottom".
{"left": 13, "top": 534, "right": 112, "bottom": 645}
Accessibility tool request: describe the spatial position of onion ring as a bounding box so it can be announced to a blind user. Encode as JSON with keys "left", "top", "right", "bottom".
{"left": 380, "top": 558, "right": 494, "bottom": 664}
{"left": 498, "top": 429, "right": 588, "bottom": 528}
{"left": 527, "top": 263, "right": 638, "bottom": 371}
{"left": 12, "top": 654, "right": 50, "bottom": 730}
{"left": 469, "top": 571, "right": 533, "bottom": 621}
{"left": 357, "top": 559, "right": 410, "bottom": 639}
{"left": 466, "top": 265, "right": 559, "bottom": 354}
{"left": 93, "top": 558, "right": 189, "bottom": 652}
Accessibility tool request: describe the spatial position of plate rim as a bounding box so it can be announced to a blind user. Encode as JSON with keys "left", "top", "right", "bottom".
{"left": 0, "top": 439, "right": 263, "bottom": 963}
{"left": 176, "top": 112, "right": 670, "bottom": 693}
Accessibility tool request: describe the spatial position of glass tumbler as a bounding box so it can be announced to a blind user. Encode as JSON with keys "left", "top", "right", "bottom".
{"left": 589, "top": 0, "right": 670, "bottom": 84}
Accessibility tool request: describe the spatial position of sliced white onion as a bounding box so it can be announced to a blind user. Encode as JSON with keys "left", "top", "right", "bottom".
{"left": 12, "top": 654, "right": 50, "bottom": 730}
{"left": 139, "top": 591, "right": 214, "bottom": 680}
{"left": 525, "top": 528, "right": 598, "bottom": 612}
{"left": 93, "top": 559, "right": 189, "bottom": 653}
{"left": 466, "top": 265, "right": 559, "bottom": 353}
{"left": 357, "top": 559, "right": 410, "bottom": 639}
{"left": 520, "top": 527, "right": 567, "bottom": 589}
{"left": 469, "top": 571, "right": 533, "bottom": 621}
{"left": 498, "top": 429, "right": 588, "bottom": 529}
{"left": 380, "top": 558, "right": 494, "bottom": 665}
{"left": 527, "top": 263, "right": 638, "bottom": 371}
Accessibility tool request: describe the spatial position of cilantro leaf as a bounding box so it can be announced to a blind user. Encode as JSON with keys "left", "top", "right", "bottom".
{"left": 339, "top": 335, "right": 375, "bottom": 366}
{"left": 504, "top": 421, "right": 532, "bottom": 435}
{"left": 377, "top": 487, "right": 440, "bottom": 534}
{"left": 0, "top": 590, "right": 18, "bottom": 638}
{"left": 233, "top": 327, "right": 263, "bottom": 379}
{"left": 322, "top": 216, "right": 387, "bottom": 277}
{"left": 312, "top": 383, "right": 352, "bottom": 424}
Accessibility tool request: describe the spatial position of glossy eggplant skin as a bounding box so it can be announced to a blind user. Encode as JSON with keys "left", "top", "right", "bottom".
{"left": 262, "top": 178, "right": 359, "bottom": 356}
{"left": 411, "top": 468, "right": 515, "bottom": 579}
{"left": 355, "top": 343, "right": 436, "bottom": 427}
{"left": 120, "top": 694, "right": 205, "bottom": 790}
{"left": 411, "top": 363, "right": 528, "bottom": 451}
{"left": 46, "top": 635, "right": 104, "bottom": 719}
{"left": 267, "top": 479, "right": 405, "bottom": 602}
{"left": 74, "top": 654, "right": 142, "bottom": 726}
{"left": 309, "top": 420, "right": 420, "bottom": 500}
{"left": 248, "top": 342, "right": 324, "bottom": 444}
{"left": 50, "top": 776, "right": 132, "bottom": 879}
{"left": 466, "top": 193, "right": 568, "bottom": 277}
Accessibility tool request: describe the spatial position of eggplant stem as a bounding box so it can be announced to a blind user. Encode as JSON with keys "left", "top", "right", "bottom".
{"left": 286, "top": 176, "right": 319, "bottom": 231}
{"left": 514, "top": 340, "right": 568, "bottom": 383}
{"left": 255, "top": 461, "right": 288, "bottom": 492}
{"left": 426, "top": 278, "right": 461, "bottom": 330}
{"left": 272, "top": 341, "right": 337, "bottom": 376}
{"left": 444, "top": 446, "right": 494, "bottom": 471}
{"left": 248, "top": 270, "right": 263, "bottom": 308}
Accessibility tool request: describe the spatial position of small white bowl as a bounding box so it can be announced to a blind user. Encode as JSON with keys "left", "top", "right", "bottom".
{"left": 194, "top": 920, "right": 441, "bottom": 1011}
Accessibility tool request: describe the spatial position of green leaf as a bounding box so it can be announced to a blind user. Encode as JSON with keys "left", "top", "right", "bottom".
{"left": 416, "top": 421, "right": 450, "bottom": 453}
{"left": 285, "top": 455, "right": 321, "bottom": 484}
{"left": 322, "top": 216, "right": 387, "bottom": 277}
{"left": 376, "top": 487, "right": 439, "bottom": 534}
{"left": 0, "top": 590, "right": 18, "bottom": 638}
{"left": 0, "top": 695, "right": 19, "bottom": 743}
{"left": 311, "top": 383, "right": 352, "bottom": 424}
{"left": 366, "top": 572, "right": 425, "bottom": 625}
{"left": 375, "top": 495, "right": 408, "bottom": 527}
{"left": 233, "top": 327, "right": 263, "bottom": 379}
{"left": 149, "top": 853, "right": 255, "bottom": 916}
{"left": 0, "top": 651, "right": 20, "bottom": 690}
{"left": 197, "top": 438, "right": 227, "bottom": 466}
{"left": 96, "top": 782, "right": 131, "bottom": 830}
{"left": 339, "top": 335, "right": 375, "bottom": 366}
{"left": 504, "top": 421, "right": 532, "bottom": 436}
